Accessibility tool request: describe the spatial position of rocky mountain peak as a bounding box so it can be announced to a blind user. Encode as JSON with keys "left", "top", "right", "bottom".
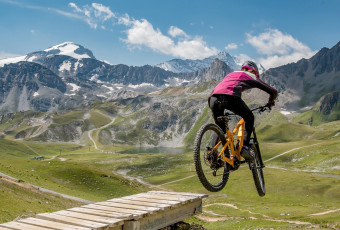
{"left": 26, "top": 42, "right": 96, "bottom": 63}
{"left": 197, "top": 58, "right": 233, "bottom": 82}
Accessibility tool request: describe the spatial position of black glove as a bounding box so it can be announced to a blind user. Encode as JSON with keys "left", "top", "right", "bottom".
{"left": 267, "top": 101, "right": 275, "bottom": 109}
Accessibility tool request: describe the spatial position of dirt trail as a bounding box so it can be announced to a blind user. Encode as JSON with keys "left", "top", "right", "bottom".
{"left": 264, "top": 143, "right": 320, "bottom": 163}
{"left": 309, "top": 209, "right": 340, "bottom": 216}
{"left": 199, "top": 202, "right": 319, "bottom": 227}
{"left": 0, "top": 172, "right": 93, "bottom": 204}
{"left": 88, "top": 111, "right": 115, "bottom": 151}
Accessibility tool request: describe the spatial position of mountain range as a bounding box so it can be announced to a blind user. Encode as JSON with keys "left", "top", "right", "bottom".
{"left": 0, "top": 41, "right": 339, "bottom": 114}
{"left": 0, "top": 40, "right": 339, "bottom": 146}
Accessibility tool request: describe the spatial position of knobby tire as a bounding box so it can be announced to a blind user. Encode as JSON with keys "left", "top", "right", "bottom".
{"left": 250, "top": 144, "right": 266, "bottom": 196}
{"left": 193, "top": 123, "right": 229, "bottom": 192}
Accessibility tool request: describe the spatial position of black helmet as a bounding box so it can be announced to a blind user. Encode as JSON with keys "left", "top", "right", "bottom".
{"left": 241, "top": 60, "right": 260, "bottom": 78}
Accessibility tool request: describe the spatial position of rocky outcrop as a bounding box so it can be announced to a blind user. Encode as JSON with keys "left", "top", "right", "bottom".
{"left": 317, "top": 91, "right": 339, "bottom": 115}
{"left": 262, "top": 41, "right": 340, "bottom": 109}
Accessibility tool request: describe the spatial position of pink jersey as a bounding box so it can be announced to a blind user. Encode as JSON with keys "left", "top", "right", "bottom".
{"left": 212, "top": 71, "right": 277, "bottom": 101}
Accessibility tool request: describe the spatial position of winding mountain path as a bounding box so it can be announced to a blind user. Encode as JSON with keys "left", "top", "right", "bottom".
{"left": 87, "top": 111, "right": 115, "bottom": 151}
{"left": 263, "top": 143, "right": 321, "bottom": 163}
{"left": 199, "top": 202, "right": 317, "bottom": 226}
{"left": 0, "top": 171, "right": 93, "bottom": 204}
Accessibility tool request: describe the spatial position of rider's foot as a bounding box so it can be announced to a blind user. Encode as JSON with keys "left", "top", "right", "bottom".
{"left": 241, "top": 146, "right": 254, "bottom": 162}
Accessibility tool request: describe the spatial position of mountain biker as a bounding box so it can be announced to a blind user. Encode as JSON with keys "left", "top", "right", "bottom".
{"left": 208, "top": 60, "right": 277, "bottom": 161}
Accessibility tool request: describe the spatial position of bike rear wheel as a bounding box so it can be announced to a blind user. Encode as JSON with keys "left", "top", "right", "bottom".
{"left": 193, "top": 123, "right": 230, "bottom": 192}
{"left": 250, "top": 144, "right": 265, "bottom": 196}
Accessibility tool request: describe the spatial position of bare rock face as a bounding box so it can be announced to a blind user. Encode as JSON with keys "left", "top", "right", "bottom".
{"left": 317, "top": 91, "right": 339, "bottom": 115}
{"left": 262, "top": 41, "right": 340, "bottom": 110}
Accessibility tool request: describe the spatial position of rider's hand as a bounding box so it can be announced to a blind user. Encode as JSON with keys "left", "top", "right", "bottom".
{"left": 267, "top": 101, "right": 275, "bottom": 109}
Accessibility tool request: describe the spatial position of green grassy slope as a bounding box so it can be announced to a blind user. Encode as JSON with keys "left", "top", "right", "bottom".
{"left": 0, "top": 139, "right": 148, "bottom": 203}
{"left": 0, "top": 179, "right": 82, "bottom": 224}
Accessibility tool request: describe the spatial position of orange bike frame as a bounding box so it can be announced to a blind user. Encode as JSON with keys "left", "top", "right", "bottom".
{"left": 213, "top": 119, "right": 245, "bottom": 168}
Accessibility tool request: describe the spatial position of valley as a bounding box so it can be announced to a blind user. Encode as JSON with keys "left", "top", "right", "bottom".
{"left": 0, "top": 109, "right": 339, "bottom": 229}
{"left": 0, "top": 41, "right": 339, "bottom": 229}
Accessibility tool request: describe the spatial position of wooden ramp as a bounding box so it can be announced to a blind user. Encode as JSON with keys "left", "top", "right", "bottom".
{"left": 0, "top": 191, "right": 207, "bottom": 230}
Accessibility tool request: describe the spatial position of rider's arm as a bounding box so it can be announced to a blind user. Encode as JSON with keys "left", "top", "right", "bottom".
{"left": 247, "top": 78, "right": 278, "bottom": 104}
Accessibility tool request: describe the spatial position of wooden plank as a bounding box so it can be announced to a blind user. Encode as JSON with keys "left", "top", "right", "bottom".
{"left": 55, "top": 210, "right": 124, "bottom": 227}
{"left": 131, "top": 193, "right": 196, "bottom": 203}
{"left": 108, "top": 198, "right": 171, "bottom": 209}
{"left": 122, "top": 196, "right": 181, "bottom": 206}
{"left": 97, "top": 201, "right": 160, "bottom": 213}
{"left": 147, "top": 193, "right": 201, "bottom": 202}
{"left": 83, "top": 204, "right": 148, "bottom": 218}
{"left": 1, "top": 221, "right": 56, "bottom": 230}
{"left": 131, "top": 193, "right": 188, "bottom": 203}
{"left": 18, "top": 217, "right": 90, "bottom": 230}
{"left": 0, "top": 225, "right": 11, "bottom": 230}
{"left": 148, "top": 191, "right": 208, "bottom": 198}
{"left": 36, "top": 213, "right": 108, "bottom": 229}
{"left": 135, "top": 192, "right": 198, "bottom": 201}
{"left": 68, "top": 207, "right": 132, "bottom": 219}
{"left": 139, "top": 199, "right": 203, "bottom": 230}
{"left": 146, "top": 192, "right": 200, "bottom": 200}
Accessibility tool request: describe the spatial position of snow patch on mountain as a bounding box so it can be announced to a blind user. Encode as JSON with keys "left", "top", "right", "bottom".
{"left": 0, "top": 56, "right": 26, "bottom": 67}
{"left": 165, "top": 77, "right": 197, "bottom": 86}
{"left": 74, "top": 60, "right": 83, "bottom": 70}
{"left": 128, "top": 83, "right": 155, "bottom": 89}
{"left": 156, "top": 51, "right": 239, "bottom": 73}
{"left": 45, "top": 42, "right": 91, "bottom": 59}
{"left": 67, "top": 83, "right": 81, "bottom": 92}
{"left": 0, "top": 42, "right": 95, "bottom": 68}
{"left": 59, "top": 61, "right": 72, "bottom": 72}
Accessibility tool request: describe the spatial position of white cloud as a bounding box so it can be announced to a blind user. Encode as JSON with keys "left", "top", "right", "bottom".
{"left": 69, "top": 2, "right": 82, "bottom": 12}
{"left": 168, "top": 26, "right": 188, "bottom": 38}
{"left": 234, "top": 54, "right": 253, "bottom": 66}
{"left": 118, "top": 13, "right": 133, "bottom": 26}
{"left": 225, "top": 43, "right": 238, "bottom": 50}
{"left": 30, "top": 29, "right": 35, "bottom": 34}
{"left": 68, "top": 2, "right": 116, "bottom": 29}
{"left": 92, "top": 3, "right": 115, "bottom": 21}
{"left": 66, "top": 3, "right": 218, "bottom": 59}
{"left": 246, "top": 28, "right": 317, "bottom": 68}
{"left": 121, "top": 18, "right": 218, "bottom": 59}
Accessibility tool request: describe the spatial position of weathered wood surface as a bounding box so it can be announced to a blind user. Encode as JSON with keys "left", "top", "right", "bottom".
{"left": 0, "top": 191, "right": 207, "bottom": 230}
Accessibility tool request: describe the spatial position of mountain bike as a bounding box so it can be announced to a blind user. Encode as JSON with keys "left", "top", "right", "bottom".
{"left": 193, "top": 105, "right": 269, "bottom": 196}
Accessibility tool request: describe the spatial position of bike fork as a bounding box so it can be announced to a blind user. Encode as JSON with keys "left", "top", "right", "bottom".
{"left": 251, "top": 128, "right": 265, "bottom": 168}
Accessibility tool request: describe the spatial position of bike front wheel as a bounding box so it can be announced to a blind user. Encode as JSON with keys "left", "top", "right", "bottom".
{"left": 193, "top": 123, "right": 230, "bottom": 192}
{"left": 250, "top": 144, "right": 265, "bottom": 196}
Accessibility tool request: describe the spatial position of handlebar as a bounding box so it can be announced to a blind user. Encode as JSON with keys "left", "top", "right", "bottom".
{"left": 251, "top": 103, "right": 272, "bottom": 113}
{"left": 223, "top": 103, "right": 272, "bottom": 117}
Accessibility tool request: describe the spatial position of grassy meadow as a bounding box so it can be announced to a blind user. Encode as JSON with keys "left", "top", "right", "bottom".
{"left": 0, "top": 113, "right": 339, "bottom": 229}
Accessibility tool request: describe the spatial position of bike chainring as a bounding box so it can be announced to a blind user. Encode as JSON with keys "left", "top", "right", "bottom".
{"left": 204, "top": 148, "right": 223, "bottom": 170}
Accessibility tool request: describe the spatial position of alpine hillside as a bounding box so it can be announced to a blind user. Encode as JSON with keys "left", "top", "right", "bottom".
{"left": 261, "top": 41, "right": 340, "bottom": 110}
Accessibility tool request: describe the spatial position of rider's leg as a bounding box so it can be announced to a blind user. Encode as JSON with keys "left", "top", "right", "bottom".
{"left": 226, "top": 97, "right": 254, "bottom": 146}
{"left": 225, "top": 97, "right": 255, "bottom": 161}
{"left": 208, "top": 95, "right": 226, "bottom": 147}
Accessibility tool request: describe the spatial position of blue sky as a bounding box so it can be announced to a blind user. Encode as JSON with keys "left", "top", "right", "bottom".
{"left": 0, "top": 0, "right": 340, "bottom": 69}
